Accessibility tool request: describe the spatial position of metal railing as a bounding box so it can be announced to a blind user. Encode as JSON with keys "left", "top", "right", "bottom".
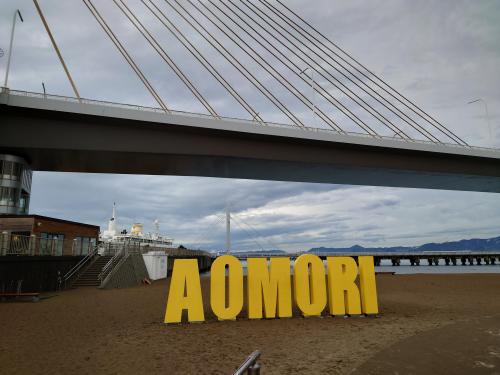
{"left": 63, "top": 245, "right": 99, "bottom": 288}
{"left": 98, "top": 242, "right": 141, "bottom": 284}
{"left": 0, "top": 232, "right": 64, "bottom": 256}
{"left": 3, "top": 88, "right": 498, "bottom": 153}
{"left": 233, "top": 351, "right": 261, "bottom": 375}
{"left": 71, "top": 240, "right": 96, "bottom": 256}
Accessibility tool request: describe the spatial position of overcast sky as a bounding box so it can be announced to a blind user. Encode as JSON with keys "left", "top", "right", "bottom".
{"left": 1, "top": 0, "right": 499, "bottom": 252}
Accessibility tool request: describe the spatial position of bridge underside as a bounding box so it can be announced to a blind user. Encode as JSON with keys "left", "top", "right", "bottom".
{"left": 1, "top": 102, "right": 500, "bottom": 193}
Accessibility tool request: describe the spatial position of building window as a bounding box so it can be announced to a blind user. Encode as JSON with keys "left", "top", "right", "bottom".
{"left": 0, "top": 187, "right": 19, "bottom": 207}
{"left": 73, "top": 236, "right": 97, "bottom": 255}
{"left": 40, "top": 233, "right": 65, "bottom": 256}
{"left": 0, "top": 160, "right": 22, "bottom": 180}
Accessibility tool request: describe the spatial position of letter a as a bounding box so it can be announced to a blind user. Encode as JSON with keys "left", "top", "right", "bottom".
{"left": 164, "top": 259, "right": 205, "bottom": 323}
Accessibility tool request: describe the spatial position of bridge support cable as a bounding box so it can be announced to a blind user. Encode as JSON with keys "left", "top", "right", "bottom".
{"left": 158, "top": 0, "right": 305, "bottom": 128}
{"left": 229, "top": 214, "right": 284, "bottom": 253}
{"left": 216, "top": 215, "right": 268, "bottom": 252}
{"left": 210, "top": 0, "right": 386, "bottom": 136}
{"left": 239, "top": 1, "right": 439, "bottom": 143}
{"left": 254, "top": 0, "right": 444, "bottom": 144}
{"left": 33, "top": 0, "right": 81, "bottom": 101}
{"left": 82, "top": 0, "right": 170, "bottom": 112}
{"left": 112, "top": 0, "right": 219, "bottom": 118}
{"left": 239, "top": 0, "right": 442, "bottom": 143}
{"left": 271, "top": 0, "right": 469, "bottom": 146}
{"left": 141, "top": 0, "right": 264, "bottom": 124}
{"left": 187, "top": 0, "right": 343, "bottom": 132}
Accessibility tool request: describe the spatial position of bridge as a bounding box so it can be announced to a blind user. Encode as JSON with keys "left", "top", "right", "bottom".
{"left": 1, "top": 0, "right": 500, "bottom": 193}
{"left": 1, "top": 0, "right": 500, "bottom": 213}
{"left": 1, "top": 88, "right": 500, "bottom": 193}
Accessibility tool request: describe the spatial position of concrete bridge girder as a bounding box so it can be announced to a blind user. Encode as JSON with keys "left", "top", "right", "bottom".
{"left": 1, "top": 93, "right": 500, "bottom": 193}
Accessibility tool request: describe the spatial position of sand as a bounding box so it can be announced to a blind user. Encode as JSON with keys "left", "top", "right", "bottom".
{"left": 1, "top": 274, "right": 500, "bottom": 374}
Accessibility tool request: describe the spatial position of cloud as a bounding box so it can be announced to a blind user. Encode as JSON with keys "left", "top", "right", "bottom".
{"left": 1, "top": 0, "right": 499, "bottom": 252}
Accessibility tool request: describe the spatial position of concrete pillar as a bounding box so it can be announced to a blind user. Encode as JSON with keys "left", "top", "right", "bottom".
{"left": 451, "top": 257, "right": 457, "bottom": 266}
{"left": 445, "top": 257, "right": 450, "bottom": 266}
{"left": 1, "top": 231, "right": 9, "bottom": 256}
{"left": 433, "top": 258, "right": 439, "bottom": 266}
{"left": 476, "top": 257, "right": 482, "bottom": 265}
{"left": 29, "top": 234, "right": 36, "bottom": 255}
{"left": 427, "top": 258, "right": 433, "bottom": 266}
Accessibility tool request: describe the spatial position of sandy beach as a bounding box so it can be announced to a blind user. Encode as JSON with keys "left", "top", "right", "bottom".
{"left": 1, "top": 273, "right": 499, "bottom": 374}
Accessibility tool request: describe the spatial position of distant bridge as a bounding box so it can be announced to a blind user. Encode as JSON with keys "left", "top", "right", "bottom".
{"left": 232, "top": 250, "right": 500, "bottom": 266}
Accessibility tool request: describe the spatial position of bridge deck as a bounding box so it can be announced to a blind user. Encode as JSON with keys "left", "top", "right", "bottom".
{"left": 2, "top": 89, "right": 500, "bottom": 192}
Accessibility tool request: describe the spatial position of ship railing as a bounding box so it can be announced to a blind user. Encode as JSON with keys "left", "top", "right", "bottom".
{"left": 100, "top": 241, "right": 142, "bottom": 256}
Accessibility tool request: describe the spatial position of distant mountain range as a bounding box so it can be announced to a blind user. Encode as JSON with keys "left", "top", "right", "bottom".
{"left": 308, "top": 235, "right": 500, "bottom": 254}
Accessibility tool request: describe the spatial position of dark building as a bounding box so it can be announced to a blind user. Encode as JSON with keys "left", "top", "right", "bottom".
{"left": 0, "top": 215, "right": 99, "bottom": 256}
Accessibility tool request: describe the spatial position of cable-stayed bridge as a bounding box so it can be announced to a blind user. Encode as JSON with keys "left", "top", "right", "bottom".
{"left": 1, "top": 0, "right": 499, "bottom": 192}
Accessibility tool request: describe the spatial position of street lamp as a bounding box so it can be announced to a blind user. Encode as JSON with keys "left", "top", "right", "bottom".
{"left": 3, "top": 9, "right": 24, "bottom": 88}
{"left": 468, "top": 98, "right": 493, "bottom": 146}
{"left": 300, "top": 66, "right": 317, "bottom": 127}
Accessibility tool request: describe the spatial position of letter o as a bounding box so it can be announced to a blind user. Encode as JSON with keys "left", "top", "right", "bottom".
{"left": 294, "top": 254, "right": 327, "bottom": 316}
{"left": 210, "top": 255, "right": 243, "bottom": 320}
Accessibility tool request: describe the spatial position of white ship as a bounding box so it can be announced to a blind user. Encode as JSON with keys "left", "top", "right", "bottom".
{"left": 100, "top": 203, "right": 173, "bottom": 250}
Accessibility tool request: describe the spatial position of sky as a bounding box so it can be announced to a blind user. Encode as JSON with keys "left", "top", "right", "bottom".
{"left": 1, "top": 0, "right": 499, "bottom": 252}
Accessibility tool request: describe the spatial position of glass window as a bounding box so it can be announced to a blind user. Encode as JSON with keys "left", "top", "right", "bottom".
{"left": 81, "top": 237, "right": 90, "bottom": 255}
{"left": 40, "top": 233, "right": 65, "bottom": 256}
{"left": 0, "top": 187, "right": 18, "bottom": 206}
{"left": 11, "top": 163, "right": 21, "bottom": 180}
{"left": 2, "top": 161, "right": 13, "bottom": 179}
{"left": 0, "top": 187, "right": 7, "bottom": 205}
{"left": 73, "top": 236, "right": 96, "bottom": 255}
{"left": 73, "top": 237, "right": 82, "bottom": 256}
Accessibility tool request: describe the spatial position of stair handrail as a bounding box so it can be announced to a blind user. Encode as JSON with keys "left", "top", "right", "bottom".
{"left": 233, "top": 351, "right": 261, "bottom": 375}
{"left": 63, "top": 246, "right": 98, "bottom": 288}
{"left": 99, "top": 249, "right": 131, "bottom": 288}
{"left": 98, "top": 245, "right": 126, "bottom": 282}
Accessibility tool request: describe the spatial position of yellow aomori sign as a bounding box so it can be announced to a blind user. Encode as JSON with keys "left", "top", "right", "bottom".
{"left": 164, "top": 254, "right": 378, "bottom": 324}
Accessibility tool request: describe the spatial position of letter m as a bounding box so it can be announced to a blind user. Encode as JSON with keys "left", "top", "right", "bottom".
{"left": 247, "top": 257, "right": 292, "bottom": 319}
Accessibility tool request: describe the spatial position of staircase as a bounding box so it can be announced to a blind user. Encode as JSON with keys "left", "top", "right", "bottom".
{"left": 72, "top": 255, "right": 112, "bottom": 287}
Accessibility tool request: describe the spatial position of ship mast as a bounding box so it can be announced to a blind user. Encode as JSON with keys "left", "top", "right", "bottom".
{"left": 226, "top": 203, "right": 231, "bottom": 254}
